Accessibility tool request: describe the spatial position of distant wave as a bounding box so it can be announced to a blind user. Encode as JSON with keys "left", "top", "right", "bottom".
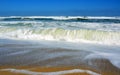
{"left": 0, "top": 16, "right": 120, "bottom": 23}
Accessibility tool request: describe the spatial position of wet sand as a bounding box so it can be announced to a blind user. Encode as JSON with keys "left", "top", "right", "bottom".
{"left": 0, "top": 58, "right": 120, "bottom": 75}
{"left": 0, "top": 66, "right": 101, "bottom": 75}
{"left": 0, "top": 66, "right": 119, "bottom": 75}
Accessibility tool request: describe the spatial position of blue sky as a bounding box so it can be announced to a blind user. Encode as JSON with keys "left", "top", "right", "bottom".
{"left": 0, "top": 0, "right": 120, "bottom": 16}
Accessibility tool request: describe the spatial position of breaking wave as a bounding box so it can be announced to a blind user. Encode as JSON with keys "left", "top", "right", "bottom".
{"left": 0, "top": 28, "right": 120, "bottom": 45}
{"left": 0, "top": 16, "right": 120, "bottom": 45}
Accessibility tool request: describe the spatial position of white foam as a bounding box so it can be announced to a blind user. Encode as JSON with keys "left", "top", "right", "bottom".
{"left": 6, "top": 50, "right": 31, "bottom": 56}
{"left": 1, "top": 68, "right": 101, "bottom": 75}
{"left": 1, "top": 28, "right": 120, "bottom": 46}
{"left": 87, "top": 16, "right": 120, "bottom": 19}
{"left": 84, "top": 52, "right": 120, "bottom": 68}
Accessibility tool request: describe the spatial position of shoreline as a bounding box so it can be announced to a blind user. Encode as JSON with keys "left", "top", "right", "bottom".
{"left": 0, "top": 65, "right": 119, "bottom": 75}
{"left": 0, "top": 58, "right": 120, "bottom": 75}
{"left": 0, "top": 39, "right": 120, "bottom": 75}
{"left": 0, "top": 66, "right": 101, "bottom": 75}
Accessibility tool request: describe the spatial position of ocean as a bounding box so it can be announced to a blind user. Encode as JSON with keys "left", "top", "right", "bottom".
{"left": 0, "top": 16, "right": 120, "bottom": 75}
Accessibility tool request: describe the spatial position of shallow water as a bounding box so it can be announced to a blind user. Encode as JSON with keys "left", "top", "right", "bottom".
{"left": 0, "top": 39, "right": 120, "bottom": 75}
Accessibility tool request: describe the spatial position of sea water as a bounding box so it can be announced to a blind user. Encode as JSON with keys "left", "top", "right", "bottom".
{"left": 0, "top": 16, "right": 120, "bottom": 75}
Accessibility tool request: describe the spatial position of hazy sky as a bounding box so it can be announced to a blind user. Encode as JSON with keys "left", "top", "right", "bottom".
{"left": 0, "top": 0, "right": 120, "bottom": 16}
